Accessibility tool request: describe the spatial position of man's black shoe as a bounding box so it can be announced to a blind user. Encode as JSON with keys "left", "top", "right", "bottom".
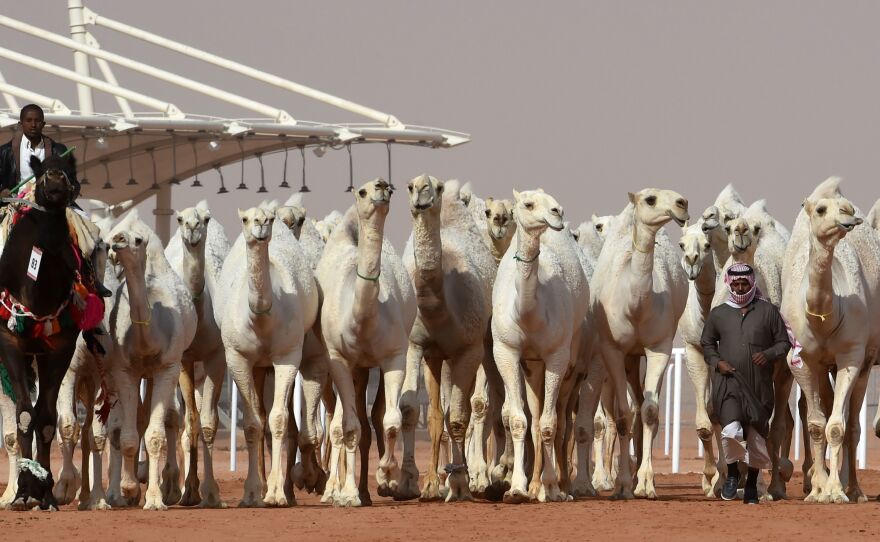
{"left": 743, "top": 484, "right": 759, "bottom": 504}
{"left": 721, "top": 475, "right": 739, "bottom": 501}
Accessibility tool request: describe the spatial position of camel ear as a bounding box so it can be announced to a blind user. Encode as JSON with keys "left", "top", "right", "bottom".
{"left": 29, "top": 155, "right": 45, "bottom": 179}
{"left": 512, "top": 189, "right": 521, "bottom": 201}
{"left": 237, "top": 208, "right": 246, "bottom": 219}
{"left": 536, "top": 187, "right": 545, "bottom": 193}
{"left": 682, "top": 220, "right": 689, "bottom": 231}
{"left": 803, "top": 199, "right": 814, "bottom": 216}
{"left": 484, "top": 208, "right": 492, "bottom": 218}
{"left": 485, "top": 197, "right": 494, "bottom": 206}
{"left": 628, "top": 192, "right": 637, "bottom": 204}
{"left": 753, "top": 223, "right": 762, "bottom": 237}
{"left": 202, "top": 208, "right": 212, "bottom": 222}
{"left": 591, "top": 213, "right": 599, "bottom": 223}
{"left": 435, "top": 180, "right": 444, "bottom": 194}
{"left": 571, "top": 229, "right": 580, "bottom": 241}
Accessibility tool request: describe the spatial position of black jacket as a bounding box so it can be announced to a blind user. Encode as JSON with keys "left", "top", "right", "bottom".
{"left": 0, "top": 133, "right": 80, "bottom": 198}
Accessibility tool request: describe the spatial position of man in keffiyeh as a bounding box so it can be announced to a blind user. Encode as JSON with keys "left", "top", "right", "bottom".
{"left": 701, "top": 263, "right": 791, "bottom": 504}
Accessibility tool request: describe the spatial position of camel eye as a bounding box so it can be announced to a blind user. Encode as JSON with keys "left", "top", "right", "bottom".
{"left": 242, "top": 217, "right": 249, "bottom": 224}
{"left": 134, "top": 237, "right": 143, "bottom": 247}
{"left": 358, "top": 189, "right": 367, "bottom": 198}
{"left": 484, "top": 209, "right": 491, "bottom": 218}
{"left": 177, "top": 216, "right": 183, "bottom": 224}
{"left": 644, "top": 196, "right": 657, "bottom": 206}
{"left": 704, "top": 243, "right": 711, "bottom": 250}
{"left": 724, "top": 225, "right": 731, "bottom": 234}
{"left": 595, "top": 224, "right": 603, "bottom": 232}
{"left": 679, "top": 242, "right": 684, "bottom": 250}
{"left": 524, "top": 202, "right": 534, "bottom": 211}
{"left": 816, "top": 206, "right": 827, "bottom": 216}
{"left": 407, "top": 183, "right": 413, "bottom": 193}
{"left": 297, "top": 217, "right": 305, "bottom": 227}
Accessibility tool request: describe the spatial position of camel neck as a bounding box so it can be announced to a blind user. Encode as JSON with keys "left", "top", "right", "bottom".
{"left": 708, "top": 231, "right": 731, "bottom": 274}
{"left": 488, "top": 230, "right": 513, "bottom": 263}
{"left": 514, "top": 230, "right": 542, "bottom": 316}
{"left": 182, "top": 241, "right": 207, "bottom": 306}
{"left": 353, "top": 213, "right": 385, "bottom": 323}
{"left": 806, "top": 236, "right": 835, "bottom": 325}
{"left": 246, "top": 241, "right": 273, "bottom": 316}
{"left": 694, "top": 262, "right": 716, "bottom": 315}
{"left": 630, "top": 221, "right": 659, "bottom": 281}
{"left": 120, "top": 256, "right": 156, "bottom": 353}
{"left": 411, "top": 211, "right": 446, "bottom": 319}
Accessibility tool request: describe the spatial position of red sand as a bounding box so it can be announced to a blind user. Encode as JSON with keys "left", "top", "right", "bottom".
{"left": 1, "top": 439, "right": 880, "bottom": 541}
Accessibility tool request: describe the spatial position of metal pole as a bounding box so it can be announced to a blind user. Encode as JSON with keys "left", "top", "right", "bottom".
{"left": 794, "top": 384, "right": 801, "bottom": 461}
{"left": 672, "top": 349, "right": 683, "bottom": 474}
{"left": 858, "top": 388, "right": 867, "bottom": 469}
{"left": 294, "top": 373, "right": 303, "bottom": 463}
{"left": 230, "top": 381, "right": 238, "bottom": 472}
{"left": 664, "top": 364, "right": 671, "bottom": 456}
{"left": 138, "top": 379, "right": 146, "bottom": 462}
{"left": 68, "top": 0, "right": 94, "bottom": 115}
{"left": 153, "top": 183, "right": 173, "bottom": 244}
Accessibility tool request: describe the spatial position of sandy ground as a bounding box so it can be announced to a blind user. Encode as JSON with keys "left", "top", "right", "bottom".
{"left": 1, "top": 436, "right": 880, "bottom": 541}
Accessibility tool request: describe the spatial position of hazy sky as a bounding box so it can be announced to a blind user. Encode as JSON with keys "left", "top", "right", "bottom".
{"left": 3, "top": 1, "right": 880, "bottom": 246}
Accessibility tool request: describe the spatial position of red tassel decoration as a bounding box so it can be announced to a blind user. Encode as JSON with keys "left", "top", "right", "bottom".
{"left": 78, "top": 294, "right": 105, "bottom": 331}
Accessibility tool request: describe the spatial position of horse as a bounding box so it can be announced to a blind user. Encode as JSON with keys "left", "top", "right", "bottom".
{"left": 0, "top": 153, "right": 92, "bottom": 510}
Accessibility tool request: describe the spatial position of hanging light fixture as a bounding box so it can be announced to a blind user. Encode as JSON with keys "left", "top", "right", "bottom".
{"left": 279, "top": 143, "right": 291, "bottom": 188}
{"left": 256, "top": 153, "right": 267, "bottom": 193}
{"left": 170, "top": 131, "right": 180, "bottom": 184}
{"left": 126, "top": 132, "right": 137, "bottom": 185}
{"left": 191, "top": 139, "right": 202, "bottom": 187}
{"left": 208, "top": 139, "right": 221, "bottom": 152}
{"left": 215, "top": 164, "right": 228, "bottom": 194}
{"left": 101, "top": 159, "right": 113, "bottom": 189}
{"left": 236, "top": 137, "right": 248, "bottom": 190}
{"left": 95, "top": 134, "right": 108, "bottom": 150}
{"left": 148, "top": 148, "right": 160, "bottom": 190}
{"left": 299, "top": 146, "right": 310, "bottom": 193}
{"left": 80, "top": 135, "right": 90, "bottom": 185}
{"left": 344, "top": 143, "right": 354, "bottom": 192}
{"left": 313, "top": 144, "right": 327, "bottom": 158}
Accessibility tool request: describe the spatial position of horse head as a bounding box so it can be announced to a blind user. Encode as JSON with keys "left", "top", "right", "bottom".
{"left": 30, "top": 154, "right": 75, "bottom": 212}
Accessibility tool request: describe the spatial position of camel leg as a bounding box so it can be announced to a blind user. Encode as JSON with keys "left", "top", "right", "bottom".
{"left": 439, "top": 359, "right": 453, "bottom": 485}
{"left": 324, "top": 353, "right": 361, "bottom": 507}
{"left": 160, "top": 395, "right": 182, "bottom": 506}
{"left": 294, "top": 339, "right": 329, "bottom": 496}
{"left": 372, "top": 370, "right": 386, "bottom": 459}
{"left": 572, "top": 357, "right": 604, "bottom": 498}
{"left": 792, "top": 361, "right": 828, "bottom": 502}
{"left": 226, "top": 352, "right": 265, "bottom": 508}
{"left": 0, "top": 391, "right": 20, "bottom": 507}
{"left": 592, "top": 378, "right": 616, "bottom": 491}
{"left": 486, "top": 355, "right": 510, "bottom": 495}
{"left": 320, "top": 395, "right": 343, "bottom": 504}
{"left": 263, "top": 351, "right": 301, "bottom": 508}
{"left": 523, "top": 359, "right": 544, "bottom": 501}
{"left": 196, "top": 349, "right": 226, "bottom": 508}
{"left": 553, "top": 368, "right": 578, "bottom": 499}
{"left": 536, "top": 351, "right": 572, "bottom": 503}
{"left": 76, "top": 381, "right": 94, "bottom": 510}
{"left": 467, "top": 361, "right": 490, "bottom": 496}
{"left": 142, "top": 367, "right": 178, "bottom": 511}
{"left": 320, "top": 381, "right": 335, "bottom": 472}
{"left": 105, "top": 402, "right": 127, "bottom": 507}
{"left": 683, "top": 344, "right": 718, "bottom": 497}
{"left": 376, "top": 355, "right": 406, "bottom": 502}
{"left": 843, "top": 363, "right": 870, "bottom": 503}
{"left": 178, "top": 358, "right": 201, "bottom": 506}
{"left": 633, "top": 346, "right": 669, "bottom": 500}
{"left": 445, "top": 346, "right": 482, "bottom": 502}
{"left": 419, "top": 357, "right": 444, "bottom": 501}
{"left": 798, "top": 392, "right": 812, "bottom": 495}
{"left": 820, "top": 359, "right": 861, "bottom": 504}
{"left": 54, "top": 366, "right": 82, "bottom": 506}
{"left": 493, "top": 342, "right": 530, "bottom": 504}
{"left": 395, "top": 341, "right": 423, "bottom": 501}
{"left": 767, "top": 363, "right": 794, "bottom": 501}
{"left": 85, "top": 381, "right": 111, "bottom": 511}
{"left": 599, "top": 344, "right": 635, "bottom": 500}
{"left": 353, "top": 367, "right": 373, "bottom": 506}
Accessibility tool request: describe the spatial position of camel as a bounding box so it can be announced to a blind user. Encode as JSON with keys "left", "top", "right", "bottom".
{"left": 105, "top": 212, "right": 197, "bottom": 510}
{"left": 572, "top": 220, "right": 605, "bottom": 262}
{"left": 780, "top": 177, "right": 880, "bottom": 504}
{"left": 867, "top": 199, "right": 880, "bottom": 231}
{"left": 676, "top": 222, "right": 722, "bottom": 497}
{"left": 164, "top": 200, "right": 230, "bottom": 508}
{"left": 314, "top": 210, "right": 343, "bottom": 244}
{"left": 215, "top": 206, "right": 319, "bottom": 507}
{"left": 591, "top": 188, "right": 689, "bottom": 500}
{"left": 489, "top": 188, "right": 588, "bottom": 503}
{"left": 398, "top": 175, "right": 494, "bottom": 502}
{"left": 700, "top": 183, "right": 747, "bottom": 274}
{"left": 316, "top": 179, "right": 415, "bottom": 507}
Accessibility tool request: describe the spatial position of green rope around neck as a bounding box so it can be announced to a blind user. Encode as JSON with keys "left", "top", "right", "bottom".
{"left": 356, "top": 269, "right": 381, "bottom": 281}
{"left": 513, "top": 250, "right": 540, "bottom": 263}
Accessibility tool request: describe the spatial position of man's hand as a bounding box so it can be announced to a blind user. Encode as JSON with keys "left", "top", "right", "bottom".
{"left": 752, "top": 351, "right": 768, "bottom": 367}
{"left": 717, "top": 360, "right": 735, "bottom": 375}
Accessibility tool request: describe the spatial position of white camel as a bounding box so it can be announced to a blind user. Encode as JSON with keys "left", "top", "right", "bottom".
{"left": 317, "top": 179, "right": 415, "bottom": 507}
{"left": 591, "top": 188, "right": 689, "bottom": 499}
{"left": 491, "top": 188, "right": 589, "bottom": 503}
{"left": 398, "top": 176, "right": 495, "bottom": 502}
{"left": 216, "top": 206, "right": 318, "bottom": 507}
{"left": 781, "top": 177, "right": 880, "bottom": 503}
{"left": 106, "top": 213, "right": 197, "bottom": 510}
{"left": 164, "top": 200, "right": 230, "bottom": 508}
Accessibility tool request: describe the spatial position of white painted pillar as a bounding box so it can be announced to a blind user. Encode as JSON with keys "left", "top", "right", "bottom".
{"left": 138, "top": 379, "right": 146, "bottom": 462}
{"left": 794, "top": 384, "right": 801, "bottom": 461}
{"left": 67, "top": 0, "right": 95, "bottom": 114}
{"left": 294, "top": 373, "right": 303, "bottom": 463}
{"left": 230, "top": 381, "right": 238, "bottom": 472}
{"left": 858, "top": 388, "right": 867, "bottom": 469}
{"left": 672, "top": 349, "right": 683, "bottom": 474}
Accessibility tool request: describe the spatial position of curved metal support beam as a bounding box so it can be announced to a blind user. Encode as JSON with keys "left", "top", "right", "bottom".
{"left": 0, "top": 82, "right": 71, "bottom": 114}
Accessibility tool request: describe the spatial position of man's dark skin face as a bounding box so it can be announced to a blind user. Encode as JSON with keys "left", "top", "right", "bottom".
{"left": 717, "top": 276, "right": 768, "bottom": 374}
{"left": 20, "top": 109, "right": 45, "bottom": 146}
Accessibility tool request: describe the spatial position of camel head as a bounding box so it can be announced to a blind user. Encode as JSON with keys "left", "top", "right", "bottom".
{"left": 591, "top": 214, "right": 617, "bottom": 239}
{"left": 724, "top": 216, "right": 761, "bottom": 258}
{"left": 484, "top": 197, "right": 515, "bottom": 241}
{"left": 512, "top": 188, "right": 564, "bottom": 234}
{"left": 176, "top": 205, "right": 211, "bottom": 248}
{"left": 109, "top": 228, "right": 149, "bottom": 274}
{"left": 628, "top": 188, "right": 689, "bottom": 228}
{"left": 407, "top": 174, "right": 443, "bottom": 216}
{"left": 238, "top": 207, "right": 275, "bottom": 245}
{"left": 803, "top": 196, "right": 862, "bottom": 247}
{"left": 678, "top": 222, "right": 712, "bottom": 280}
{"left": 355, "top": 178, "right": 393, "bottom": 222}
{"left": 275, "top": 205, "right": 307, "bottom": 239}
{"left": 700, "top": 204, "right": 739, "bottom": 233}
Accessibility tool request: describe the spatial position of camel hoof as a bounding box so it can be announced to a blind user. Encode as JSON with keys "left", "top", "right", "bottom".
{"left": 419, "top": 478, "right": 443, "bottom": 502}
{"left": 502, "top": 488, "right": 531, "bottom": 504}
{"left": 291, "top": 462, "right": 306, "bottom": 491}
{"left": 358, "top": 491, "right": 373, "bottom": 507}
{"left": 53, "top": 468, "right": 81, "bottom": 506}
{"left": 609, "top": 486, "right": 636, "bottom": 501}
{"left": 143, "top": 499, "right": 168, "bottom": 511}
{"left": 80, "top": 499, "right": 112, "bottom": 511}
{"left": 9, "top": 498, "right": 29, "bottom": 511}
{"left": 846, "top": 489, "right": 868, "bottom": 504}
{"left": 178, "top": 488, "right": 202, "bottom": 507}
{"left": 484, "top": 480, "right": 509, "bottom": 502}
{"left": 570, "top": 483, "right": 598, "bottom": 499}
{"left": 333, "top": 491, "right": 362, "bottom": 508}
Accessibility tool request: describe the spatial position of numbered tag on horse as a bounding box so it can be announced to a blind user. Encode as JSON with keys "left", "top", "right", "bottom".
{"left": 27, "top": 247, "right": 43, "bottom": 281}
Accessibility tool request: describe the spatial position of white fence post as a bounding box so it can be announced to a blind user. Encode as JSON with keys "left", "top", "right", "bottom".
{"left": 858, "top": 388, "right": 867, "bottom": 469}
{"left": 664, "top": 364, "right": 672, "bottom": 456}
{"left": 230, "top": 380, "right": 238, "bottom": 472}
{"left": 672, "top": 349, "right": 683, "bottom": 474}
{"left": 794, "top": 384, "right": 801, "bottom": 461}
{"left": 294, "top": 373, "right": 303, "bottom": 463}
{"left": 138, "top": 378, "right": 146, "bottom": 462}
